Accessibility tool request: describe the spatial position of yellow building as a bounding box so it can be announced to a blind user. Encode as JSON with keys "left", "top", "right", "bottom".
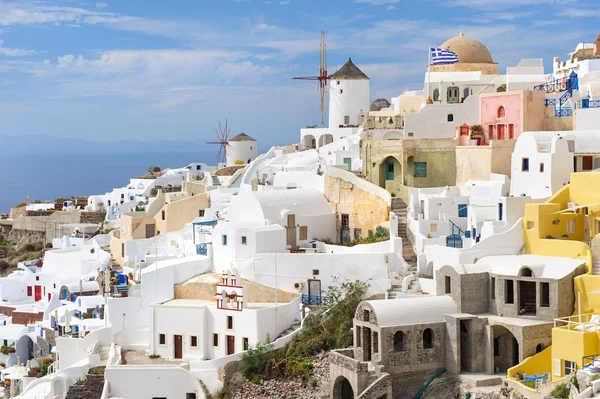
{"left": 509, "top": 172, "right": 600, "bottom": 387}
{"left": 110, "top": 190, "right": 210, "bottom": 266}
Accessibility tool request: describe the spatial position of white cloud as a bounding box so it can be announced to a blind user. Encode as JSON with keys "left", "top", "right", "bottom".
{"left": 95, "top": 2, "right": 108, "bottom": 9}
{"left": 280, "top": 1, "right": 290, "bottom": 4}
{"left": 386, "top": 5, "right": 396, "bottom": 10}
{"left": 0, "top": 40, "right": 35, "bottom": 57}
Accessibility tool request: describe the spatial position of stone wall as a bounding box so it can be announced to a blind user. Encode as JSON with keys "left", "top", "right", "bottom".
{"left": 66, "top": 384, "right": 84, "bottom": 399}
{"left": 12, "top": 311, "right": 44, "bottom": 325}
{"left": 324, "top": 172, "right": 391, "bottom": 243}
{"left": 44, "top": 328, "right": 56, "bottom": 348}
{"left": 215, "top": 165, "right": 246, "bottom": 177}
{"left": 0, "top": 306, "right": 15, "bottom": 317}
{"left": 80, "top": 212, "right": 104, "bottom": 225}
{"left": 82, "top": 371, "right": 105, "bottom": 399}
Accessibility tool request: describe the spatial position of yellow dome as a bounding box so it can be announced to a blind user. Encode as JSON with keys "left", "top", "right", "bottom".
{"left": 439, "top": 33, "right": 494, "bottom": 64}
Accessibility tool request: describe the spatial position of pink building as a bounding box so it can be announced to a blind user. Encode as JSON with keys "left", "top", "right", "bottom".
{"left": 458, "top": 90, "right": 546, "bottom": 146}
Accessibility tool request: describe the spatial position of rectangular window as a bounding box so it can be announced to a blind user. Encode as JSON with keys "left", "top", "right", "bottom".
{"left": 491, "top": 277, "right": 496, "bottom": 299}
{"left": 445, "top": 276, "right": 451, "bottom": 294}
{"left": 186, "top": 394, "right": 197, "bottom": 399}
{"left": 430, "top": 224, "right": 437, "bottom": 233}
{"left": 227, "top": 316, "right": 233, "bottom": 330}
{"left": 539, "top": 163, "right": 545, "bottom": 173}
{"left": 341, "top": 214, "right": 349, "bottom": 227}
{"left": 564, "top": 360, "right": 577, "bottom": 375}
{"left": 541, "top": 282, "right": 550, "bottom": 307}
{"left": 161, "top": 210, "right": 165, "bottom": 220}
{"left": 159, "top": 334, "right": 166, "bottom": 345}
{"left": 522, "top": 158, "right": 529, "bottom": 172}
{"left": 299, "top": 226, "right": 307, "bottom": 240}
{"left": 222, "top": 235, "right": 228, "bottom": 246}
{"left": 527, "top": 221, "right": 535, "bottom": 230}
{"left": 447, "top": 114, "right": 454, "bottom": 122}
{"left": 363, "top": 310, "right": 369, "bottom": 321}
{"left": 213, "top": 333, "right": 219, "bottom": 347}
{"left": 505, "top": 280, "right": 514, "bottom": 304}
{"left": 196, "top": 165, "right": 202, "bottom": 170}
{"left": 27, "top": 286, "right": 32, "bottom": 296}
{"left": 344, "top": 115, "right": 350, "bottom": 124}
{"left": 354, "top": 228, "right": 362, "bottom": 241}
{"left": 199, "top": 210, "right": 205, "bottom": 217}
{"left": 121, "top": 194, "right": 125, "bottom": 199}
{"left": 243, "top": 338, "right": 249, "bottom": 351}
{"left": 458, "top": 204, "right": 467, "bottom": 218}
{"left": 312, "top": 269, "right": 319, "bottom": 276}
{"left": 241, "top": 236, "right": 247, "bottom": 245}
{"left": 356, "top": 326, "right": 361, "bottom": 347}
{"left": 567, "top": 219, "right": 576, "bottom": 234}
{"left": 373, "top": 331, "right": 379, "bottom": 353}
{"left": 414, "top": 162, "right": 427, "bottom": 177}
{"left": 190, "top": 336, "right": 198, "bottom": 348}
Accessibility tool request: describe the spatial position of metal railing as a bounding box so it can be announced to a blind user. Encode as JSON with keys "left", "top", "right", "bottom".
{"left": 301, "top": 294, "right": 333, "bottom": 307}
{"left": 544, "top": 98, "right": 556, "bottom": 108}
{"left": 583, "top": 354, "right": 600, "bottom": 371}
{"left": 447, "top": 220, "right": 465, "bottom": 249}
{"left": 555, "top": 108, "right": 573, "bottom": 117}
{"left": 582, "top": 99, "right": 600, "bottom": 109}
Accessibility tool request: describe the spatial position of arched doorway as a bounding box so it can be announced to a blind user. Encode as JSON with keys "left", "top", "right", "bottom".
{"left": 378, "top": 156, "right": 401, "bottom": 188}
{"left": 318, "top": 134, "right": 334, "bottom": 148}
{"left": 492, "top": 325, "right": 519, "bottom": 373}
{"left": 16, "top": 335, "right": 34, "bottom": 365}
{"left": 302, "top": 134, "right": 316, "bottom": 150}
{"left": 332, "top": 376, "right": 354, "bottom": 399}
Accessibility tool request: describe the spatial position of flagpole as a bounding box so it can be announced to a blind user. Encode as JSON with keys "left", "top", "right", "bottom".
{"left": 426, "top": 47, "right": 432, "bottom": 104}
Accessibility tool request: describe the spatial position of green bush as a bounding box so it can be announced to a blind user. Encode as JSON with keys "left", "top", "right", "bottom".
{"left": 356, "top": 226, "right": 389, "bottom": 245}
{"left": 310, "top": 378, "right": 318, "bottom": 389}
{"left": 550, "top": 383, "right": 570, "bottom": 398}
{"left": 591, "top": 374, "right": 600, "bottom": 382}
{"left": 0, "top": 260, "right": 9, "bottom": 270}
{"left": 88, "top": 366, "right": 105, "bottom": 375}
{"left": 148, "top": 354, "right": 160, "bottom": 359}
{"left": 149, "top": 188, "right": 158, "bottom": 197}
{"left": 240, "top": 336, "right": 274, "bottom": 379}
{"left": 286, "top": 278, "right": 370, "bottom": 358}
{"left": 21, "top": 243, "right": 36, "bottom": 252}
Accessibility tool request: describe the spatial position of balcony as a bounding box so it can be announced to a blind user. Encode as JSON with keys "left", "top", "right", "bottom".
{"left": 554, "top": 313, "right": 600, "bottom": 331}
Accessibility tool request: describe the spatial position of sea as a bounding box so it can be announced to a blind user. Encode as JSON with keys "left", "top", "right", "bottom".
{"left": 0, "top": 151, "right": 213, "bottom": 213}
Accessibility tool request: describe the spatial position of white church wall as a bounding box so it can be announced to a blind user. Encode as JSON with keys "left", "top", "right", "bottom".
{"left": 105, "top": 366, "right": 205, "bottom": 399}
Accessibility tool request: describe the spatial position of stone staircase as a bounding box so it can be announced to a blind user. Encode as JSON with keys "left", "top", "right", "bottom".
{"left": 593, "top": 256, "right": 600, "bottom": 275}
{"left": 212, "top": 175, "right": 221, "bottom": 186}
{"left": 276, "top": 322, "right": 301, "bottom": 340}
{"left": 391, "top": 198, "right": 417, "bottom": 271}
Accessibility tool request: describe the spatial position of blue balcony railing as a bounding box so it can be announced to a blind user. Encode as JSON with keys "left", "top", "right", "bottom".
{"left": 301, "top": 294, "right": 333, "bottom": 307}
{"left": 196, "top": 244, "right": 207, "bottom": 256}
{"left": 582, "top": 99, "right": 600, "bottom": 109}
{"left": 544, "top": 98, "right": 556, "bottom": 108}
{"left": 555, "top": 108, "right": 573, "bottom": 117}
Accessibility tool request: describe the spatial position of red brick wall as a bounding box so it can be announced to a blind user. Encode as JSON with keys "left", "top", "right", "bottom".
{"left": 12, "top": 311, "right": 44, "bottom": 325}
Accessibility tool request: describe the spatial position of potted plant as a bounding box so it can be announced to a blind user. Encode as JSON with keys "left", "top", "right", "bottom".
{"left": 128, "top": 272, "right": 133, "bottom": 281}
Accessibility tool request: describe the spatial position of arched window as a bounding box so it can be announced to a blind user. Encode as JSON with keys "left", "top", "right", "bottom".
{"left": 423, "top": 328, "right": 433, "bottom": 349}
{"left": 433, "top": 89, "right": 440, "bottom": 102}
{"left": 394, "top": 331, "right": 404, "bottom": 352}
{"left": 536, "top": 344, "right": 544, "bottom": 353}
{"left": 497, "top": 106, "right": 506, "bottom": 118}
{"left": 520, "top": 267, "right": 533, "bottom": 277}
{"left": 464, "top": 87, "right": 470, "bottom": 100}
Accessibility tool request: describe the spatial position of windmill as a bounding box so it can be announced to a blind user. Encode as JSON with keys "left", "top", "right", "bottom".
{"left": 206, "top": 120, "right": 232, "bottom": 165}
{"left": 293, "top": 31, "right": 329, "bottom": 124}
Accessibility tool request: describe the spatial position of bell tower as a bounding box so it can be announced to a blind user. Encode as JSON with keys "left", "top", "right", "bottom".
{"left": 216, "top": 267, "right": 248, "bottom": 311}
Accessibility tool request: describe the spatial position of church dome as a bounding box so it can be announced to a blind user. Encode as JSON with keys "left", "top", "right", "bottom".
{"left": 439, "top": 33, "right": 494, "bottom": 64}
{"left": 370, "top": 98, "right": 390, "bottom": 112}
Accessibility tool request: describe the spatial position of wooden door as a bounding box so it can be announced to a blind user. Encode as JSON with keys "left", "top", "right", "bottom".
{"left": 145, "top": 224, "right": 155, "bottom": 239}
{"left": 308, "top": 279, "right": 321, "bottom": 297}
{"left": 286, "top": 214, "right": 297, "bottom": 248}
{"left": 497, "top": 124, "right": 505, "bottom": 140}
{"left": 583, "top": 156, "right": 593, "bottom": 171}
{"left": 34, "top": 285, "right": 42, "bottom": 301}
{"left": 174, "top": 335, "right": 183, "bottom": 359}
{"left": 226, "top": 335, "right": 235, "bottom": 355}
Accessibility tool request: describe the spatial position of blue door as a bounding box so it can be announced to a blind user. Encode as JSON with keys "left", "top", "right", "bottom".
{"left": 386, "top": 161, "right": 394, "bottom": 181}
{"left": 498, "top": 203, "right": 503, "bottom": 221}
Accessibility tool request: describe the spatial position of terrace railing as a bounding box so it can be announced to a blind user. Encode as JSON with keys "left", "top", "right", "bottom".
{"left": 301, "top": 294, "right": 333, "bottom": 307}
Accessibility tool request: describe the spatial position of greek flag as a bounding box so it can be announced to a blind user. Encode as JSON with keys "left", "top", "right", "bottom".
{"left": 430, "top": 47, "right": 459, "bottom": 65}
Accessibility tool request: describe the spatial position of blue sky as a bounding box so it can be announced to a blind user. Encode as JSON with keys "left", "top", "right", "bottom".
{"left": 0, "top": 0, "right": 595, "bottom": 147}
